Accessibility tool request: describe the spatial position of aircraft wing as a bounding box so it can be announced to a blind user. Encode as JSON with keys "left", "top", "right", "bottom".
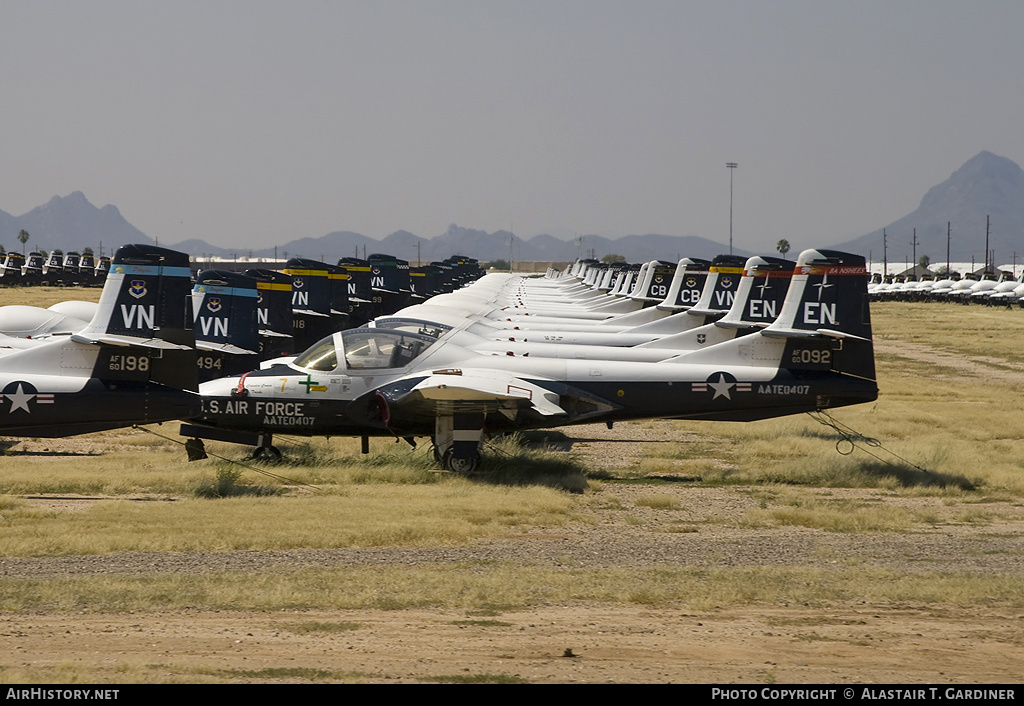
{"left": 402, "top": 370, "right": 567, "bottom": 416}
{"left": 355, "top": 368, "right": 618, "bottom": 434}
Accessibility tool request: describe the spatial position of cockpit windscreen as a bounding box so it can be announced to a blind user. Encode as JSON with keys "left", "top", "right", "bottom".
{"left": 341, "top": 328, "right": 437, "bottom": 369}
{"left": 371, "top": 317, "right": 452, "bottom": 339}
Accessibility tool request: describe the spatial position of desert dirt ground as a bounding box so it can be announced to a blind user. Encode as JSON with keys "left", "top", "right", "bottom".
{"left": 3, "top": 603, "right": 1021, "bottom": 684}
{"left": 4, "top": 421, "right": 1024, "bottom": 684}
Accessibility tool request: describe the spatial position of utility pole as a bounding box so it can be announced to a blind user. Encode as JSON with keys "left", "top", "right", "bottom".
{"left": 911, "top": 228, "right": 918, "bottom": 269}
{"left": 726, "top": 162, "right": 738, "bottom": 255}
{"left": 946, "top": 222, "right": 951, "bottom": 274}
{"left": 883, "top": 229, "right": 888, "bottom": 277}
{"left": 985, "top": 215, "right": 991, "bottom": 273}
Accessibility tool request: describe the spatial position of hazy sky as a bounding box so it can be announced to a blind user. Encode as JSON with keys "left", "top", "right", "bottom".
{"left": 2, "top": 0, "right": 1022, "bottom": 253}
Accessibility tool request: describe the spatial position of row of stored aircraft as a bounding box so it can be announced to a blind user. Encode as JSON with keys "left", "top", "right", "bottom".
{"left": 0, "top": 250, "right": 111, "bottom": 287}
{"left": 0, "top": 244, "right": 878, "bottom": 473}
{"left": 869, "top": 270, "right": 1024, "bottom": 305}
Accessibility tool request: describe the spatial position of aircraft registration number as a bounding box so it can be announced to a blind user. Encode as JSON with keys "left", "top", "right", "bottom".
{"left": 108, "top": 354, "right": 150, "bottom": 372}
{"left": 197, "top": 356, "right": 223, "bottom": 370}
{"left": 787, "top": 346, "right": 834, "bottom": 370}
{"left": 791, "top": 348, "right": 831, "bottom": 365}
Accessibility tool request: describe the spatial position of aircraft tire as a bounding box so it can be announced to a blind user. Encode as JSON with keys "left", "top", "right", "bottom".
{"left": 252, "top": 445, "right": 282, "bottom": 461}
{"left": 442, "top": 449, "right": 480, "bottom": 475}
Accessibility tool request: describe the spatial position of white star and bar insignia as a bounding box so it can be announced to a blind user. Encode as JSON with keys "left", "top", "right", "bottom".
{"left": 0, "top": 382, "right": 55, "bottom": 413}
{"left": 691, "top": 372, "right": 751, "bottom": 400}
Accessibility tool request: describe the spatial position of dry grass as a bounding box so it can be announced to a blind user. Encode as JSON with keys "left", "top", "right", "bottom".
{"left": 637, "top": 303, "right": 1024, "bottom": 496}
{"left": 1, "top": 294, "right": 1023, "bottom": 619}
{"left": 0, "top": 465, "right": 577, "bottom": 556}
{"left": 633, "top": 493, "right": 681, "bottom": 509}
{"left": 0, "top": 661, "right": 362, "bottom": 685}
{"left": 0, "top": 286, "right": 103, "bottom": 308}
{"left": 0, "top": 422, "right": 585, "bottom": 557}
{"left": 872, "top": 300, "right": 1024, "bottom": 367}
{"left": 2, "top": 563, "right": 1022, "bottom": 614}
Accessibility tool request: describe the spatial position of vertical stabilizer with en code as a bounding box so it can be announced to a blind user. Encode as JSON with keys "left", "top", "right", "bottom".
{"left": 762, "top": 248, "right": 875, "bottom": 382}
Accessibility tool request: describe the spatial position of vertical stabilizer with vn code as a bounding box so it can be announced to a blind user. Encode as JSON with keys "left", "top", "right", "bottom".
{"left": 0, "top": 244, "right": 199, "bottom": 437}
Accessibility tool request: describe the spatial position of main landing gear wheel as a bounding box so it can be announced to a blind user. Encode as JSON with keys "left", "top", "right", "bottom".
{"left": 441, "top": 449, "right": 480, "bottom": 475}
{"left": 252, "top": 445, "right": 282, "bottom": 461}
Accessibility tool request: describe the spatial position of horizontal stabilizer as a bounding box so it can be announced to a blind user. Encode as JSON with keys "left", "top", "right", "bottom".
{"left": 762, "top": 327, "right": 869, "bottom": 342}
{"left": 71, "top": 333, "right": 192, "bottom": 350}
{"left": 196, "top": 341, "right": 261, "bottom": 355}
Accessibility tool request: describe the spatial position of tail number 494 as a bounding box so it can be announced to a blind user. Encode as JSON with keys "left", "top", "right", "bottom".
{"left": 198, "top": 356, "right": 223, "bottom": 371}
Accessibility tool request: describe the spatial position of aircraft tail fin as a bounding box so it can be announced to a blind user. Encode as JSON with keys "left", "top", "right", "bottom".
{"left": 681, "top": 254, "right": 748, "bottom": 317}
{"left": 73, "top": 244, "right": 194, "bottom": 348}
{"left": 637, "top": 255, "right": 794, "bottom": 349}
{"left": 283, "top": 258, "right": 333, "bottom": 318}
{"left": 761, "top": 249, "right": 875, "bottom": 382}
{"left": 72, "top": 244, "right": 199, "bottom": 392}
{"left": 191, "top": 270, "right": 263, "bottom": 381}
{"left": 284, "top": 258, "right": 349, "bottom": 350}
{"left": 245, "top": 268, "right": 295, "bottom": 357}
{"left": 664, "top": 249, "right": 875, "bottom": 383}
{"left": 714, "top": 255, "right": 795, "bottom": 329}
{"left": 192, "top": 270, "right": 260, "bottom": 356}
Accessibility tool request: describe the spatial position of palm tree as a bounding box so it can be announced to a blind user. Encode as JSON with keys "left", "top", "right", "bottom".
{"left": 776, "top": 238, "right": 791, "bottom": 259}
{"left": 17, "top": 229, "right": 29, "bottom": 254}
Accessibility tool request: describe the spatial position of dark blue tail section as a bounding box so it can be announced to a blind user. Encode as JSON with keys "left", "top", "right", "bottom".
{"left": 73, "top": 244, "right": 198, "bottom": 393}
{"left": 192, "top": 270, "right": 260, "bottom": 381}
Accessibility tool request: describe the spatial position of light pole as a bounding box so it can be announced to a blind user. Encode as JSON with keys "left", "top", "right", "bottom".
{"left": 726, "top": 162, "right": 738, "bottom": 255}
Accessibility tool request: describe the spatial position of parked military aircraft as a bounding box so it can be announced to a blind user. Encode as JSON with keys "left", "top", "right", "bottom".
{"left": 0, "top": 304, "right": 94, "bottom": 343}
{"left": 0, "top": 244, "right": 199, "bottom": 436}
{"left": 182, "top": 248, "right": 877, "bottom": 472}
{"left": 372, "top": 255, "right": 794, "bottom": 362}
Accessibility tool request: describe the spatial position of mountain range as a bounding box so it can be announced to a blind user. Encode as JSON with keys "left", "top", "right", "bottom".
{"left": 831, "top": 151, "right": 1024, "bottom": 267}
{"left": 0, "top": 191, "right": 149, "bottom": 256}
{"left": 2, "top": 150, "right": 1022, "bottom": 266}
